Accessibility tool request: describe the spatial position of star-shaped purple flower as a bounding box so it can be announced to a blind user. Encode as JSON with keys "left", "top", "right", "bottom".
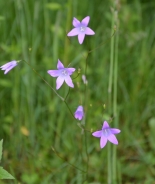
{"left": 92, "top": 121, "right": 121, "bottom": 149}
{"left": 0, "top": 60, "right": 18, "bottom": 74}
{"left": 74, "top": 105, "right": 84, "bottom": 120}
{"left": 47, "top": 59, "right": 76, "bottom": 90}
{"left": 67, "top": 16, "right": 95, "bottom": 44}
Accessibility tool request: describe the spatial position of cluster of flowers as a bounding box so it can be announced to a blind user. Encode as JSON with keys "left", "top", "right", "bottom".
{"left": 0, "top": 16, "right": 121, "bottom": 149}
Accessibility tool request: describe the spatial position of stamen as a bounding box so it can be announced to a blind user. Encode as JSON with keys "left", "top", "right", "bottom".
{"left": 62, "top": 69, "right": 68, "bottom": 76}
{"left": 80, "top": 26, "right": 85, "bottom": 32}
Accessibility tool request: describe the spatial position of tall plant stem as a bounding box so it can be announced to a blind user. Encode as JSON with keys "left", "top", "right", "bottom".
{"left": 112, "top": 10, "right": 119, "bottom": 184}
{"left": 108, "top": 7, "right": 115, "bottom": 184}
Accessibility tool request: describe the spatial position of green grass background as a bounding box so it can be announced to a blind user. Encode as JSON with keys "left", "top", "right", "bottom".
{"left": 0, "top": 0, "right": 155, "bottom": 183}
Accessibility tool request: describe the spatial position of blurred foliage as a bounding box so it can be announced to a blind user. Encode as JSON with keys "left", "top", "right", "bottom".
{"left": 0, "top": 0, "right": 155, "bottom": 183}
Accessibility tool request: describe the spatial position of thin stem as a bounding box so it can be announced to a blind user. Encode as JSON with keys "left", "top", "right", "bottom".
{"left": 88, "top": 30, "right": 116, "bottom": 54}
{"left": 23, "top": 60, "right": 77, "bottom": 120}
{"left": 22, "top": 60, "right": 64, "bottom": 101}
{"left": 112, "top": 10, "right": 119, "bottom": 184}
{"left": 51, "top": 146, "right": 86, "bottom": 173}
{"left": 64, "top": 100, "right": 75, "bottom": 119}
{"left": 108, "top": 7, "right": 115, "bottom": 184}
{"left": 64, "top": 88, "right": 70, "bottom": 100}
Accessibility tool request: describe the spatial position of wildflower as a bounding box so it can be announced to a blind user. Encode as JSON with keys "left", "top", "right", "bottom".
{"left": 74, "top": 105, "right": 84, "bottom": 120}
{"left": 92, "top": 121, "right": 121, "bottom": 149}
{"left": 47, "top": 59, "right": 76, "bottom": 90}
{"left": 0, "top": 60, "right": 18, "bottom": 74}
{"left": 67, "top": 16, "right": 95, "bottom": 44}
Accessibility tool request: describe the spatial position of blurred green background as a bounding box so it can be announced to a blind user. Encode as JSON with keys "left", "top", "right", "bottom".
{"left": 0, "top": 0, "right": 155, "bottom": 183}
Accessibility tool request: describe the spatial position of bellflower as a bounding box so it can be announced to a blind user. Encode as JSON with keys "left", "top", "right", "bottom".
{"left": 47, "top": 59, "right": 76, "bottom": 90}
{"left": 67, "top": 16, "right": 95, "bottom": 44}
{"left": 74, "top": 105, "right": 84, "bottom": 120}
{"left": 92, "top": 121, "right": 121, "bottom": 149}
{"left": 0, "top": 60, "right": 18, "bottom": 74}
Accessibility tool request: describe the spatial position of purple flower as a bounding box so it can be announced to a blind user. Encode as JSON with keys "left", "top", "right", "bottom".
{"left": 0, "top": 60, "right": 18, "bottom": 74}
{"left": 67, "top": 16, "right": 95, "bottom": 44}
{"left": 47, "top": 59, "right": 76, "bottom": 90}
{"left": 92, "top": 121, "right": 121, "bottom": 149}
{"left": 74, "top": 105, "right": 84, "bottom": 120}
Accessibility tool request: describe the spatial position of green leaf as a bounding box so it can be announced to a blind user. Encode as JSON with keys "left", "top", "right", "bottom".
{"left": 0, "top": 140, "right": 3, "bottom": 162}
{"left": 0, "top": 167, "right": 15, "bottom": 179}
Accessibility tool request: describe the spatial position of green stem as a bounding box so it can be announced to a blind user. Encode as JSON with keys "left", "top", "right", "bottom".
{"left": 51, "top": 146, "right": 86, "bottom": 173}
{"left": 23, "top": 60, "right": 76, "bottom": 120}
{"left": 108, "top": 7, "right": 115, "bottom": 184}
{"left": 23, "top": 60, "right": 64, "bottom": 101}
{"left": 112, "top": 10, "right": 119, "bottom": 184}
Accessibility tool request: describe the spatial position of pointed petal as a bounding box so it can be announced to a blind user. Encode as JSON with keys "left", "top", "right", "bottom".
{"left": 0, "top": 61, "right": 17, "bottom": 69}
{"left": 56, "top": 76, "right": 65, "bottom": 90}
{"left": 76, "top": 105, "right": 83, "bottom": 111}
{"left": 4, "top": 65, "right": 15, "bottom": 74}
{"left": 85, "top": 27, "right": 95, "bottom": 35}
{"left": 57, "top": 59, "right": 64, "bottom": 69}
{"left": 0, "top": 62, "right": 11, "bottom": 69}
{"left": 102, "top": 121, "right": 110, "bottom": 129}
{"left": 100, "top": 136, "right": 107, "bottom": 148}
{"left": 73, "top": 17, "right": 80, "bottom": 27}
{"left": 47, "top": 70, "right": 59, "bottom": 77}
{"left": 67, "top": 68, "right": 76, "bottom": 75}
{"left": 74, "top": 111, "right": 83, "bottom": 120}
{"left": 65, "top": 76, "right": 74, "bottom": 88}
{"left": 81, "top": 16, "right": 90, "bottom": 26}
{"left": 110, "top": 128, "right": 121, "bottom": 134}
{"left": 78, "top": 33, "right": 85, "bottom": 44}
{"left": 92, "top": 131, "right": 102, "bottom": 137}
{"left": 67, "top": 28, "right": 79, "bottom": 36}
{"left": 107, "top": 134, "right": 118, "bottom": 145}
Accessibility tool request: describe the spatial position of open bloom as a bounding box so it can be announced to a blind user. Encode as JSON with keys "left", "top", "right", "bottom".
{"left": 0, "top": 60, "right": 18, "bottom": 74}
{"left": 47, "top": 59, "right": 76, "bottom": 90}
{"left": 67, "top": 16, "right": 95, "bottom": 44}
{"left": 74, "top": 105, "right": 84, "bottom": 120}
{"left": 92, "top": 121, "right": 121, "bottom": 149}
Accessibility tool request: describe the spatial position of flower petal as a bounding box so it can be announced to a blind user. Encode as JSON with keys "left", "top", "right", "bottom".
{"left": 67, "top": 28, "right": 79, "bottom": 36}
{"left": 92, "top": 130, "right": 102, "bottom": 137}
{"left": 102, "top": 121, "right": 110, "bottom": 129}
{"left": 47, "top": 70, "right": 59, "bottom": 77}
{"left": 107, "top": 134, "right": 118, "bottom": 145}
{"left": 74, "top": 111, "right": 83, "bottom": 120}
{"left": 57, "top": 59, "right": 64, "bottom": 69}
{"left": 0, "top": 61, "right": 18, "bottom": 74}
{"left": 56, "top": 76, "right": 65, "bottom": 90}
{"left": 67, "top": 68, "right": 76, "bottom": 75}
{"left": 78, "top": 33, "right": 85, "bottom": 44}
{"left": 4, "top": 65, "right": 15, "bottom": 74}
{"left": 64, "top": 76, "right": 74, "bottom": 88}
{"left": 85, "top": 27, "right": 95, "bottom": 35}
{"left": 81, "top": 16, "right": 90, "bottom": 26}
{"left": 100, "top": 136, "right": 108, "bottom": 148}
{"left": 73, "top": 17, "right": 80, "bottom": 27}
{"left": 110, "top": 128, "right": 121, "bottom": 134}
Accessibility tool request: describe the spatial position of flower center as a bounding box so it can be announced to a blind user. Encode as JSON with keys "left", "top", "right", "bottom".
{"left": 103, "top": 129, "right": 110, "bottom": 137}
{"left": 61, "top": 69, "right": 68, "bottom": 76}
{"left": 80, "top": 26, "right": 86, "bottom": 32}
